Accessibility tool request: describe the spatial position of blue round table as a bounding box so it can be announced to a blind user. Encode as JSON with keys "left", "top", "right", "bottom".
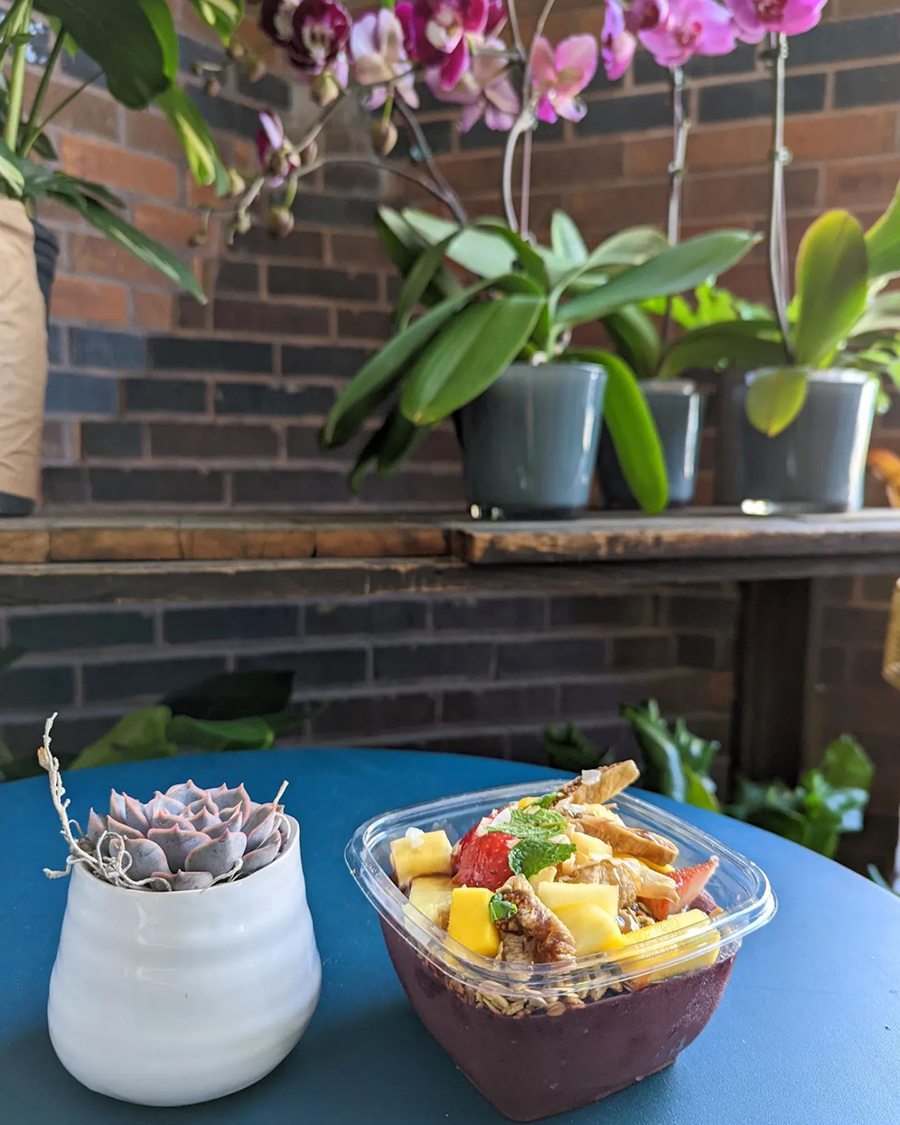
{"left": 1, "top": 749, "right": 897, "bottom": 1123}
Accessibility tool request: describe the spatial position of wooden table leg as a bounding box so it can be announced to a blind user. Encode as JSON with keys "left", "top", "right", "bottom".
{"left": 730, "top": 576, "right": 821, "bottom": 785}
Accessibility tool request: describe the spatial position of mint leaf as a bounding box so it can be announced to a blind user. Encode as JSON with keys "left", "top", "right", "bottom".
{"left": 509, "top": 839, "right": 575, "bottom": 880}
{"left": 536, "top": 791, "right": 561, "bottom": 809}
{"left": 488, "top": 891, "right": 518, "bottom": 923}
{"left": 485, "top": 806, "right": 568, "bottom": 840}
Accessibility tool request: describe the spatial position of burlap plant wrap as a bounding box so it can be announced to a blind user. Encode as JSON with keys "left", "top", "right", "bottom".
{"left": 0, "top": 198, "right": 47, "bottom": 504}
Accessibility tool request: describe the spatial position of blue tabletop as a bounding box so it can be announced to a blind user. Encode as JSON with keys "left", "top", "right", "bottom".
{"left": 1, "top": 748, "right": 897, "bottom": 1124}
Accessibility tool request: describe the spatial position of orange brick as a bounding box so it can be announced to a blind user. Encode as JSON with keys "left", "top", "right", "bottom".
{"left": 69, "top": 232, "right": 163, "bottom": 286}
{"left": 134, "top": 290, "right": 175, "bottom": 331}
{"left": 133, "top": 202, "right": 200, "bottom": 248}
{"left": 51, "top": 277, "right": 129, "bottom": 325}
{"left": 685, "top": 167, "right": 819, "bottom": 222}
{"left": 59, "top": 135, "right": 178, "bottom": 200}
{"left": 787, "top": 110, "right": 898, "bottom": 163}
{"left": 627, "top": 122, "right": 770, "bottom": 177}
{"left": 126, "top": 110, "right": 189, "bottom": 164}
{"left": 23, "top": 73, "right": 119, "bottom": 141}
{"left": 824, "top": 157, "right": 900, "bottom": 210}
{"left": 530, "top": 139, "right": 625, "bottom": 191}
{"left": 569, "top": 179, "right": 670, "bottom": 231}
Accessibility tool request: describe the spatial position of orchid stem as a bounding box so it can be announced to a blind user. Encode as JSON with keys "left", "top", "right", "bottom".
{"left": 298, "top": 152, "right": 465, "bottom": 218}
{"left": 21, "top": 27, "right": 64, "bottom": 156}
{"left": 3, "top": 0, "right": 31, "bottom": 152}
{"left": 393, "top": 99, "right": 467, "bottom": 224}
{"left": 662, "top": 65, "right": 689, "bottom": 345}
{"left": 764, "top": 32, "right": 792, "bottom": 360}
{"left": 520, "top": 128, "right": 533, "bottom": 237}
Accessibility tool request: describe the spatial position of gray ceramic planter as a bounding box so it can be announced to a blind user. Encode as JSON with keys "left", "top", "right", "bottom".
{"left": 598, "top": 379, "right": 704, "bottom": 509}
{"left": 715, "top": 367, "right": 878, "bottom": 513}
{"left": 458, "top": 361, "right": 607, "bottom": 519}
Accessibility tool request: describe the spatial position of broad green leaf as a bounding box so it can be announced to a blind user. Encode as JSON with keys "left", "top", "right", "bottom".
{"left": 395, "top": 231, "right": 460, "bottom": 330}
{"left": 745, "top": 367, "right": 809, "bottom": 436}
{"left": 817, "top": 735, "right": 873, "bottom": 792}
{"left": 557, "top": 231, "right": 760, "bottom": 328}
{"left": 849, "top": 292, "right": 900, "bottom": 338}
{"left": 603, "top": 306, "right": 661, "bottom": 380}
{"left": 55, "top": 191, "right": 204, "bottom": 302}
{"left": 567, "top": 348, "right": 668, "bottom": 514}
{"left": 166, "top": 714, "right": 276, "bottom": 752}
{"left": 35, "top": 0, "right": 174, "bottom": 108}
{"left": 0, "top": 139, "right": 24, "bottom": 197}
{"left": 375, "top": 207, "right": 458, "bottom": 305}
{"left": 684, "top": 766, "right": 721, "bottom": 812}
{"left": 71, "top": 706, "right": 176, "bottom": 769}
{"left": 401, "top": 297, "right": 544, "bottom": 425}
{"left": 792, "top": 210, "right": 868, "bottom": 366}
{"left": 402, "top": 208, "right": 516, "bottom": 278}
{"left": 551, "top": 211, "right": 587, "bottom": 263}
{"left": 158, "top": 85, "right": 229, "bottom": 192}
{"left": 187, "top": 0, "right": 243, "bottom": 42}
{"left": 587, "top": 226, "right": 670, "bottom": 268}
{"left": 865, "top": 181, "right": 900, "bottom": 282}
{"left": 476, "top": 220, "right": 549, "bottom": 290}
{"left": 163, "top": 669, "right": 295, "bottom": 719}
{"left": 321, "top": 276, "right": 504, "bottom": 447}
{"left": 658, "top": 321, "right": 787, "bottom": 380}
{"left": 349, "top": 408, "right": 429, "bottom": 491}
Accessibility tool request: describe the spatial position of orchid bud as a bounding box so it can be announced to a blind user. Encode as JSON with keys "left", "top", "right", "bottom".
{"left": 371, "top": 120, "right": 398, "bottom": 157}
{"left": 242, "top": 56, "right": 267, "bottom": 83}
{"left": 311, "top": 71, "right": 340, "bottom": 107}
{"left": 267, "top": 206, "right": 295, "bottom": 238}
{"left": 226, "top": 211, "right": 252, "bottom": 245}
{"left": 299, "top": 140, "right": 318, "bottom": 167}
{"left": 188, "top": 228, "right": 208, "bottom": 249}
{"left": 204, "top": 76, "right": 222, "bottom": 97}
{"left": 226, "top": 40, "right": 246, "bottom": 61}
{"left": 227, "top": 168, "right": 247, "bottom": 198}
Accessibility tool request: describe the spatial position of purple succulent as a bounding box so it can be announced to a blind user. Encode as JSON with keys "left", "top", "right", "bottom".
{"left": 85, "top": 780, "right": 290, "bottom": 891}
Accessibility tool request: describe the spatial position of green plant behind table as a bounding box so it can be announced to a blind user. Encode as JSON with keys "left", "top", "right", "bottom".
{"left": 649, "top": 189, "right": 900, "bottom": 437}
{"left": 320, "top": 206, "right": 759, "bottom": 514}
{"left": 0, "top": 662, "right": 311, "bottom": 781}
{"left": 546, "top": 700, "right": 875, "bottom": 861}
{"left": 0, "top": 0, "right": 243, "bottom": 300}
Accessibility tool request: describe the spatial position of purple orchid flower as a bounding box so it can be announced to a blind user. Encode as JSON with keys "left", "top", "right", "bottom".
{"left": 396, "top": 0, "right": 489, "bottom": 90}
{"left": 601, "top": 1, "right": 637, "bottom": 81}
{"left": 724, "top": 0, "right": 827, "bottom": 42}
{"left": 350, "top": 8, "right": 419, "bottom": 108}
{"left": 427, "top": 33, "right": 519, "bottom": 132}
{"left": 530, "top": 34, "right": 598, "bottom": 124}
{"left": 277, "top": 0, "right": 352, "bottom": 75}
{"left": 639, "top": 0, "right": 737, "bottom": 67}
{"left": 625, "top": 0, "right": 669, "bottom": 34}
{"left": 256, "top": 110, "right": 300, "bottom": 187}
{"left": 260, "top": 0, "right": 300, "bottom": 45}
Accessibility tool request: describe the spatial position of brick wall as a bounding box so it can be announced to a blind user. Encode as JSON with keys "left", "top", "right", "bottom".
{"left": 3, "top": 0, "right": 898, "bottom": 872}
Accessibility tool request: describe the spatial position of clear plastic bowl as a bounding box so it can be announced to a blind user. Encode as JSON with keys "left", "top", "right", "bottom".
{"left": 346, "top": 778, "right": 776, "bottom": 1122}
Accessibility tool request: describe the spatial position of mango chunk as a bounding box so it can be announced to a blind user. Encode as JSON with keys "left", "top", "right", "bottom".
{"left": 407, "top": 876, "right": 453, "bottom": 928}
{"left": 553, "top": 902, "right": 623, "bottom": 956}
{"left": 390, "top": 829, "right": 452, "bottom": 885}
{"left": 537, "top": 880, "right": 618, "bottom": 918}
{"left": 618, "top": 908, "right": 718, "bottom": 987}
{"left": 574, "top": 831, "right": 613, "bottom": 864}
{"left": 527, "top": 865, "right": 557, "bottom": 891}
{"left": 447, "top": 887, "right": 500, "bottom": 957}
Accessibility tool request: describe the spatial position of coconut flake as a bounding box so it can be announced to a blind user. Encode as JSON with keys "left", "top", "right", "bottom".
{"left": 581, "top": 768, "right": 602, "bottom": 786}
{"left": 405, "top": 826, "right": 426, "bottom": 849}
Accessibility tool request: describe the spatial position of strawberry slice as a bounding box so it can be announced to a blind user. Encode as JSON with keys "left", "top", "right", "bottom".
{"left": 453, "top": 826, "right": 515, "bottom": 890}
{"left": 642, "top": 857, "right": 719, "bottom": 921}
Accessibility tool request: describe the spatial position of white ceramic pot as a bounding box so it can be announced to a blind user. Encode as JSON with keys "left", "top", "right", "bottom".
{"left": 47, "top": 816, "right": 321, "bottom": 1106}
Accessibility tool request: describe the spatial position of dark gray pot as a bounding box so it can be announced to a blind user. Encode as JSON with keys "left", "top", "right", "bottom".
{"left": 715, "top": 367, "right": 878, "bottom": 513}
{"left": 0, "top": 220, "right": 59, "bottom": 519}
{"left": 598, "top": 379, "right": 704, "bottom": 509}
{"left": 458, "top": 361, "right": 607, "bottom": 519}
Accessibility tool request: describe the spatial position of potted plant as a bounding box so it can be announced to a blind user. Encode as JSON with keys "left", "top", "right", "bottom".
{"left": 215, "top": 1, "right": 759, "bottom": 516}
{"left": 37, "top": 716, "right": 321, "bottom": 1106}
{"left": 0, "top": 1, "right": 235, "bottom": 517}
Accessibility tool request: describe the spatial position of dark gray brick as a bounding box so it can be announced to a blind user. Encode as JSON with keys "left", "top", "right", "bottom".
{"left": 432, "top": 597, "right": 545, "bottom": 633}
{"left": 789, "top": 13, "right": 900, "bottom": 67}
{"left": 42, "top": 468, "right": 89, "bottom": 504}
{"left": 634, "top": 41, "right": 757, "bottom": 83}
{"left": 442, "top": 685, "right": 556, "bottom": 725}
{"left": 238, "top": 647, "right": 368, "bottom": 686}
{"left": 237, "top": 69, "right": 290, "bottom": 107}
{"left": 81, "top": 421, "right": 143, "bottom": 459}
{"left": 610, "top": 633, "right": 674, "bottom": 668}
{"left": 232, "top": 469, "right": 348, "bottom": 505}
{"left": 149, "top": 337, "right": 273, "bottom": 373}
{"left": 215, "top": 261, "right": 259, "bottom": 293}
{"left": 282, "top": 345, "right": 372, "bottom": 377}
{"left": 374, "top": 642, "right": 493, "bottom": 681}
{"left": 666, "top": 595, "right": 736, "bottom": 632}
{"left": 699, "top": 73, "right": 826, "bottom": 123}
{"left": 0, "top": 665, "right": 76, "bottom": 709}
{"left": 498, "top": 638, "right": 607, "bottom": 678}
{"left": 163, "top": 604, "right": 299, "bottom": 644}
{"left": 45, "top": 372, "right": 118, "bottom": 415}
{"left": 835, "top": 63, "right": 900, "bottom": 109}
{"left": 549, "top": 595, "right": 651, "bottom": 629}
{"left": 69, "top": 329, "right": 146, "bottom": 370}
{"left": 123, "top": 378, "right": 207, "bottom": 413}
{"left": 577, "top": 92, "right": 671, "bottom": 135}
{"left": 310, "top": 692, "right": 436, "bottom": 737}
{"left": 88, "top": 468, "right": 224, "bottom": 504}
{"left": 268, "top": 265, "right": 379, "bottom": 302}
{"left": 306, "top": 600, "right": 428, "bottom": 636}
{"left": 83, "top": 657, "right": 228, "bottom": 703}
{"left": 8, "top": 611, "right": 154, "bottom": 652}
{"left": 215, "top": 381, "right": 334, "bottom": 417}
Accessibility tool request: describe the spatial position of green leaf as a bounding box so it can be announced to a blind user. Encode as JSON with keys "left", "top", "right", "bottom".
{"left": 395, "top": 232, "right": 460, "bottom": 330}
{"left": 551, "top": 211, "right": 587, "bottom": 263}
{"left": 542, "top": 723, "right": 611, "bottom": 773}
{"left": 603, "top": 306, "right": 661, "bottom": 380}
{"left": 567, "top": 348, "right": 668, "bottom": 514}
{"left": 587, "top": 226, "right": 670, "bottom": 268}
{"left": 488, "top": 891, "right": 518, "bottom": 923}
{"left": 0, "top": 139, "right": 24, "bottom": 197}
{"left": 186, "top": 0, "right": 243, "bottom": 42}
{"left": 658, "top": 321, "right": 787, "bottom": 380}
{"left": 158, "top": 85, "right": 229, "bottom": 192}
{"left": 349, "top": 407, "right": 428, "bottom": 491}
{"left": 400, "top": 296, "right": 544, "bottom": 425}
{"left": 557, "top": 231, "right": 760, "bottom": 328}
{"left": 684, "top": 766, "right": 720, "bottom": 812}
{"left": 792, "top": 210, "right": 868, "bottom": 366}
{"left": 402, "top": 208, "right": 518, "bottom": 278}
{"left": 476, "top": 220, "right": 549, "bottom": 290}
{"left": 865, "top": 181, "right": 900, "bottom": 282}
{"left": 56, "top": 191, "right": 204, "bottom": 301}
{"left": 36, "top": 0, "right": 175, "bottom": 109}
{"left": 816, "top": 735, "right": 873, "bottom": 792}
{"left": 375, "top": 207, "right": 458, "bottom": 304}
{"left": 509, "top": 838, "right": 575, "bottom": 879}
{"left": 745, "top": 367, "right": 809, "bottom": 437}
{"left": 321, "top": 276, "right": 502, "bottom": 448}
{"left": 162, "top": 669, "right": 295, "bottom": 720}
{"left": 485, "top": 805, "right": 568, "bottom": 840}
{"left": 166, "top": 714, "right": 277, "bottom": 752}
{"left": 70, "top": 706, "right": 177, "bottom": 769}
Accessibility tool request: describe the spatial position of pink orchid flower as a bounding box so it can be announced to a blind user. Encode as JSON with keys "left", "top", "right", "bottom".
{"left": 601, "top": 1, "right": 637, "bottom": 81}
{"left": 350, "top": 8, "right": 419, "bottom": 108}
{"left": 396, "top": 0, "right": 489, "bottom": 90}
{"left": 639, "top": 0, "right": 737, "bottom": 67}
{"left": 256, "top": 110, "right": 301, "bottom": 187}
{"left": 530, "top": 34, "right": 598, "bottom": 124}
{"left": 427, "top": 34, "right": 519, "bottom": 132}
{"left": 625, "top": 0, "right": 669, "bottom": 34}
{"left": 724, "top": 0, "right": 827, "bottom": 42}
{"left": 259, "top": 0, "right": 352, "bottom": 75}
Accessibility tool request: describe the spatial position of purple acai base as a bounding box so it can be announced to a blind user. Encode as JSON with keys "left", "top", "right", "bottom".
{"left": 381, "top": 918, "right": 736, "bottom": 1122}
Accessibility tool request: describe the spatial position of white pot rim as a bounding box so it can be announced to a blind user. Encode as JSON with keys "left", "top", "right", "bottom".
{"left": 68, "top": 813, "right": 300, "bottom": 903}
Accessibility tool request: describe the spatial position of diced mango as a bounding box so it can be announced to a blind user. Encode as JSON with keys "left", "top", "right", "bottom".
{"left": 390, "top": 829, "right": 452, "bottom": 885}
{"left": 407, "top": 876, "right": 454, "bottom": 928}
{"left": 574, "top": 831, "right": 613, "bottom": 864}
{"left": 447, "top": 887, "right": 500, "bottom": 957}
{"left": 537, "top": 880, "right": 618, "bottom": 917}
{"left": 553, "top": 903, "right": 623, "bottom": 956}
{"left": 527, "top": 865, "right": 557, "bottom": 891}
{"left": 518, "top": 796, "right": 538, "bottom": 809}
{"left": 618, "top": 908, "right": 718, "bottom": 987}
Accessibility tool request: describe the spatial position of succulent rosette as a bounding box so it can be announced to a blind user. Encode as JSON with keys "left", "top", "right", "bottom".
{"left": 84, "top": 781, "right": 290, "bottom": 891}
